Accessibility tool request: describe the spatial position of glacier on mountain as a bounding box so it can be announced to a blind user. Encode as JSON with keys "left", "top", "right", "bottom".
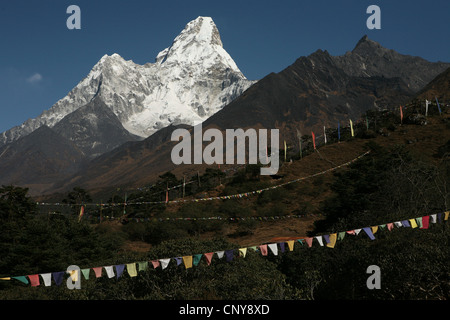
{"left": 0, "top": 16, "right": 256, "bottom": 148}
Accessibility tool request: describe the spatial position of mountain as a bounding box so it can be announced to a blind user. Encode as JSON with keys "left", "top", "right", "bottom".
{"left": 45, "top": 36, "right": 449, "bottom": 196}
{"left": 0, "top": 125, "right": 85, "bottom": 193}
{"left": 0, "top": 16, "right": 255, "bottom": 149}
{"left": 415, "top": 67, "right": 450, "bottom": 102}
{"left": 333, "top": 35, "right": 450, "bottom": 92}
{"left": 52, "top": 97, "right": 141, "bottom": 159}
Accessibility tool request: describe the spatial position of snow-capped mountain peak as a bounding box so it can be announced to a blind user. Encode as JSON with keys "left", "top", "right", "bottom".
{"left": 0, "top": 16, "right": 256, "bottom": 148}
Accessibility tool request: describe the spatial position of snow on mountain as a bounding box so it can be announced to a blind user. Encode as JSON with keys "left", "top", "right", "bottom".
{"left": 0, "top": 16, "right": 256, "bottom": 148}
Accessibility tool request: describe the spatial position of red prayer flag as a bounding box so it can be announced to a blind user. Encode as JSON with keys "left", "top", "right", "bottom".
{"left": 28, "top": 274, "right": 40, "bottom": 287}
{"left": 421, "top": 216, "right": 430, "bottom": 229}
{"left": 204, "top": 252, "right": 214, "bottom": 266}
{"left": 92, "top": 267, "right": 102, "bottom": 278}
{"left": 311, "top": 131, "right": 316, "bottom": 150}
{"left": 259, "top": 244, "right": 268, "bottom": 256}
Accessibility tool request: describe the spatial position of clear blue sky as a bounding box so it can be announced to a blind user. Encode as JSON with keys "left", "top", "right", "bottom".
{"left": 1, "top": 0, "right": 449, "bottom": 134}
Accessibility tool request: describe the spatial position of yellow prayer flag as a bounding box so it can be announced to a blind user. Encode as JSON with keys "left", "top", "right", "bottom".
{"left": 0, "top": 277, "right": 11, "bottom": 281}
{"left": 69, "top": 270, "right": 79, "bottom": 282}
{"left": 182, "top": 256, "right": 193, "bottom": 269}
{"left": 444, "top": 211, "right": 449, "bottom": 220}
{"left": 326, "top": 233, "right": 337, "bottom": 248}
{"left": 409, "top": 219, "right": 418, "bottom": 228}
{"left": 371, "top": 226, "right": 378, "bottom": 234}
{"left": 239, "top": 248, "right": 247, "bottom": 258}
{"left": 350, "top": 119, "right": 354, "bottom": 137}
{"left": 126, "top": 263, "right": 137, "bottom": 277}
{"left": 287, "top": 240, "right": 295, "bottom": 251}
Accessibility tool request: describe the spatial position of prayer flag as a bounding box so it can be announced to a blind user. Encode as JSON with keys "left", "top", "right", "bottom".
{"left": 312, "top": 131, "right": 316, "bottom": 150}
{"left": 13, "top": 276, "right": 29, "bottom": 285}
{"left": 305, "top": 237, "right": 313, "bottom": 248}
{"left": 259, "top": 244, "right": 268, "bottom": 256}
{"left": 93, "top": 267, "right": 102, "bottom": 278}
{"left": 324, "top": 126, "right": 327, "bottom": 144}
{"left": 287, "top": 240, "right": 295, "bottom": 251}
{"left": 268, "top": 243, "right": 278, "bottom": 256}
{"left": 40, "top": 273, "right": 52, "bottom": 287}
{"left": 104, "top": 266, "right": 114, "bottom": 278}
{"left": 326, "top": 233, "right": 337, "bottom": 248}
{"left": 159, "top": 259, "right": 170, "bottom": 270}
{"left": 350, "top": 119, "right": 354, "bottom": 137}
{"left": 138, "top": 261, "right": 149, "bottom": 271}
{"left": 337, "top": 232, "right": 346, "bottom": 240}
{"left": 204, "top": 253, "right": 214, "bottom": 266}
{"left": 284, "top": 140, "right": 287, "bottom": 162}
{"left": 28, "top": 274, "right": 40, "bottom": 287}
{"left": 435, "top": 96, "right": 442, "bottom": 114}
{"left": 225, "top": 250, "right": 234, "bottom": 262}
{"left": 315, "top": 236, "right": 324, "bottom": 246}
{"left": 239, "top": 248, "right": 247, "bottom": 258}
{"left": 78, "top": 205, "right": 84, "bottom": 222}
{"left": 52, "top": 272, "right": 64, "bottom": 286}
{"left": 193, "top": 254, "right": 202, "bottom": 266}
{"left": 371, "top": 226, "right": 378, "bottom": 234}
{"left": 182, "top": 256, "right": 193, "bottom": 269}
{"left": 216, "top": 251, "right": 225, "bottom": 259}
{"left": 415, "top": 217, "right": 423, "bottom": 229}
{"left": 150, "top": 260, "right": 160, "bottom": 269}
{"left": 338, "top": 121, "right": 341, "bottom": 142}
{"left": 387, "top": 223, "right": 394, "bottom": 231}
{"left": 401, "top": 220, "right": 411, "bottom": 227}
{"left": 409, "top": 219, "right": 418, "bottom": 228}
{"left": 126, "top": 263, "right": 137, "bottom": 277}
{"left": 363, "top": 227, "right": 375, "bottom": 240}
{"left": 115, "top": 265, "right": 125, "bottom": 279}
{"left": 420, "top": 216, "right": 429, "bottom": 229}
{"left": 81, "top": 269, "right": 90, "bottom": 280}
{"left": 445, "top": 211, "right": 449, "bottom": 220}
{"left": 400, "top": 106, "right": 403, "bottom": 123}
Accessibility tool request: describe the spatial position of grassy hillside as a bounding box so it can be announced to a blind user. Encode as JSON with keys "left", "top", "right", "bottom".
{"left": 1, "top": 103, "right": 449, "bottom": 300}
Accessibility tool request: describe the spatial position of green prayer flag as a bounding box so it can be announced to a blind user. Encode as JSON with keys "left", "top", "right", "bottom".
{"left": 415, "top": 217, "right": 423, "bottom": 228}
{"left": 193, "top": 254, "right": 203, "bottom": 266}
{"left": 12, "top": 276, "right": 29, "bottom": 284}
{"left": 81, "top": 268, "right": 90, "bottom": 280}
{"left": 337, "top": 232, "right": 346, "bottom": 241}
{"left": 138, "top": 261, "right": 148, "bottom": 272}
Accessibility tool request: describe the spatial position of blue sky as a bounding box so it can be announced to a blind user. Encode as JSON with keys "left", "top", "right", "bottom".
{"left": 1, "top": 0, "right": 449, "bottom": 133}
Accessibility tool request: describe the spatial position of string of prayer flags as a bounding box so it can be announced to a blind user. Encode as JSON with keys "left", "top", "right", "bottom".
{"left": 3, "top": 211, "right": 446, "bottom": 288}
